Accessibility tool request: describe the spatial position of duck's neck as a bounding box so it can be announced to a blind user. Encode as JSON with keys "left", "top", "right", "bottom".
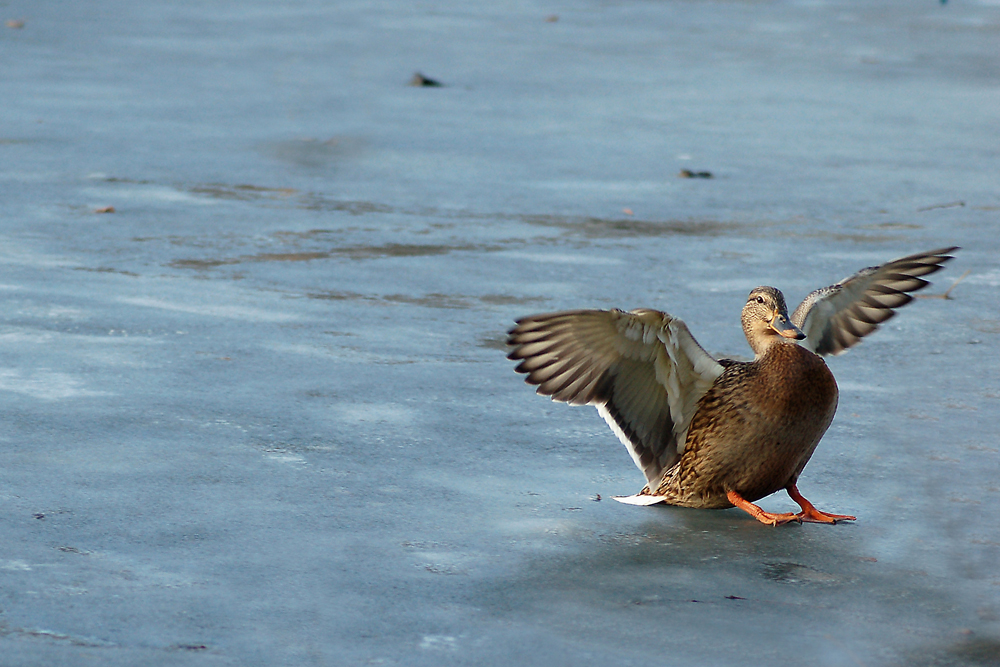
{"left": 743, "top": 321, "right": 789, "bottom": 359}
{"left": 749, "top": 336, "right": 777, "bottom": 360}
{"left": 754, "top": 336, "right": 802, "bottom": 361}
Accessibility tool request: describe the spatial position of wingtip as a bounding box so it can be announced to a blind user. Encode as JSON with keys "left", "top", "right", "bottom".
{"left": 926, "top": 246, "right": 960, "bottom": 260}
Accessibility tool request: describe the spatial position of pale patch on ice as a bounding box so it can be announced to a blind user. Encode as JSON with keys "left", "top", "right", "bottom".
{"left": 0, "top": 328, "right": 161, "bottom": 352}
{"left": 0, "top": 369, "right": 111, "bottom": 400}
{"left": 77, "top": 348, "right": 156, "bottom": 369}
{"left": 837, "top": 381, "right": 893, "bottom": 393}
{"left": 0, "top": 329, "right": 56, "bottom": 345}
{"left": 0, "top": 245, "right": 72, "bottom": 268}
{"left": 966, "top": 268, "right": 1000, "bottom": 287}
{"left": 334, "top": 404, "right": 414, "bottom": 424}
{"left": 497, "top": 518, "right": 578, "bottom": 536}
{"left": 266, "top": 452, "right": 306, "bottom": 465}
{"left": 0, "top": 304, "right": 91, "bottom": 324}
{"left": 118, "top": 296, "right": 297, "bottom": 322}
{"left": 1, "top": 560, "right": 34, "bottom": 571}
{"left": 267, "top": 342, "right": 417, "bottom": 365}
{"left": 535, "top": 180, "right": 668, "bottom": 193}
{"left": 4, "top": 626, "right": 116, "bottom": 647}
{"left": 419, "top": 635, "right": 457, "bottom": 651}
{"left": 267, "top": 342, "right": 336, "bottom": 358}
{"left": 502, "top": 251, "right": 623, "bottom": 265}
{"left": 85, "top": 551, "right": 201, "bottom": 590}
{"left": 686, "top": 278, "right": 755, "bottom": 293}
{"left": 43, "top": 306, "right": 88, "bottom": 319}
{"left": 81, "top": 185, "right": 212, "bottom": 205}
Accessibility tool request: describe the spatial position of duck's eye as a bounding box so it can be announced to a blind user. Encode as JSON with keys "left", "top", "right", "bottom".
{"left": 755, "top": 296, "right": 765, "bottom": 304}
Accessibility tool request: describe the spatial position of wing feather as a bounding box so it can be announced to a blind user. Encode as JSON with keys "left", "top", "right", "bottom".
{"left": 792, "top": 247, "right": 958, "bottom": 356}
{"left": 507, "top": 308, "right": 724, "bottom": 485}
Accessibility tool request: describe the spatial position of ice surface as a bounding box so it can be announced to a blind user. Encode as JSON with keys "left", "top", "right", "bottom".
{"left": 1, "top": 0, "right": 998, "bottom": 665}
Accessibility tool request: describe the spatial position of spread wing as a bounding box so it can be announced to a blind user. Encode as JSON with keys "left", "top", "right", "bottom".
{"left": 791, "top": 247, "right": 958, "bottom": 356}
{"left": 507, "top": 309, "right": 724, "bottom": 486}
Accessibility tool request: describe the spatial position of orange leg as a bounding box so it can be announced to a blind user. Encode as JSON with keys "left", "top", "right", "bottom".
{"left": 786, "top": 485, "right": 856, "bottom": 524}
{"left": 726, "top": 490, "right": 800, "bottom": 526}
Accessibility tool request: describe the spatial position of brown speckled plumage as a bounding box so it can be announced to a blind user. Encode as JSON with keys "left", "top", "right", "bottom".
{"left": 650, "top": 342, "right": 838, "bottom": 509}
{"left": 507, "top": 247, "right": 958, "bottom": 525}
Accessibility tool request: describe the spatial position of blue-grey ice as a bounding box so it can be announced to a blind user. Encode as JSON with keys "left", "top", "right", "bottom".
{"left": 1, "top": 1, "right": 998, "bottom": 665}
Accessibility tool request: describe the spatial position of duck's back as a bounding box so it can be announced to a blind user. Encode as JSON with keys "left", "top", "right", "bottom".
{"left": 655, "top": 342, "right": 838, "bottom": 508}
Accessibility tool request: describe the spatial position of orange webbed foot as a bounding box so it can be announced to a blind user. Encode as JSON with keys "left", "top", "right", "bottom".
{"left": 796, "top": 507, "right": 857, "bottom": 524}
{"left": 787, "top": 485, "right": 856, "bottom": 524}
{"left": 726, "top": 490, "right": 801, "bottom": 526}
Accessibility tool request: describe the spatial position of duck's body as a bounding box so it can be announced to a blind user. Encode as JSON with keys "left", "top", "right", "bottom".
{"left": 653, "top": 342, "right": 837, "bottom": 509}
{"left": 507, "top": 247, "right": 958, "bottom": 525}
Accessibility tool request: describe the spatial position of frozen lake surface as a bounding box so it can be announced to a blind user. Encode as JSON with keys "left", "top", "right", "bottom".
{"left": 1, "top": 0, "right": 999, "bottom": 664}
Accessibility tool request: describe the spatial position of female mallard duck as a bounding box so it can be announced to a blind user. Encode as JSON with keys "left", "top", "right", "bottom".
{"left": 507, "top": 247, "right": 958, "bottom": 525}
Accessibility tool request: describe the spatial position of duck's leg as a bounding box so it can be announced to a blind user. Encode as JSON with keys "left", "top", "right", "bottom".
{"left": 786, "top": 485, "right": 856, "bottom": 523}
{"left": 726, "top": 490, "right": 800, "bottom": 526}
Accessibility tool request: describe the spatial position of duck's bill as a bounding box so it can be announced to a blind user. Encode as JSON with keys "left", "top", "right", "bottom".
{"left": 770, "top": 314, "right": 806, "bottom": 340}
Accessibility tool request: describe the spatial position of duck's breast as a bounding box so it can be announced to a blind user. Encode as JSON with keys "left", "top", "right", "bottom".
{"left": 679, "top": 343, "right": 838, "bottom": 503}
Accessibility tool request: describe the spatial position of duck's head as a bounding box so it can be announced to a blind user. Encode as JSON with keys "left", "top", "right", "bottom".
{"left": 741, "top": 286, "right": 805, "bottom": 357}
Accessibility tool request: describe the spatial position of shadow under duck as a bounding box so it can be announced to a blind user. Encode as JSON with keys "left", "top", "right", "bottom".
{"left": 507, "top": 247, "right": 958, "bottom": 525}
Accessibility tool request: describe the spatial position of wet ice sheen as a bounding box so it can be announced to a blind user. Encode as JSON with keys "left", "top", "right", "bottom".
{"left": 1, "top": 0, "right": 999, "bottom": 666}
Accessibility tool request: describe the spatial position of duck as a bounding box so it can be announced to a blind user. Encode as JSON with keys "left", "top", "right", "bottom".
{"left": 506, "top": 247, "right": 958, "bottom": 525}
